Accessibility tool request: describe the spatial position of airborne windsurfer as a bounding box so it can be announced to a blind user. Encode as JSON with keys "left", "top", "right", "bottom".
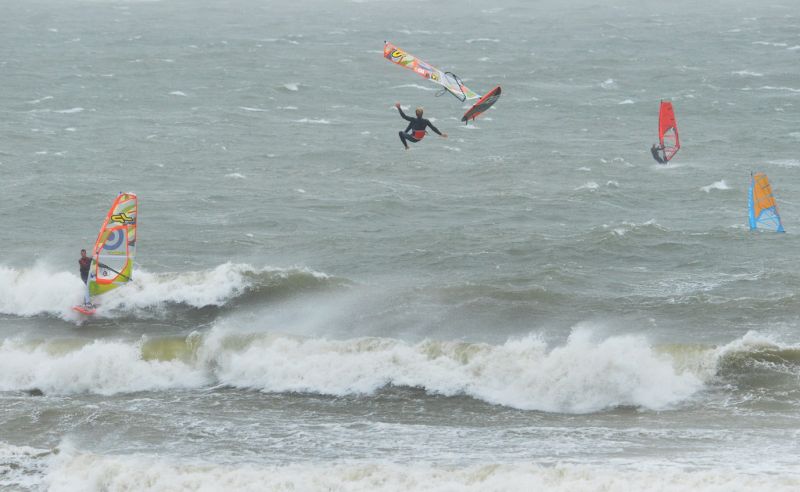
{"left": 395, "top": 103, "right": 447, "bottom": 150}
{"left": 650, "top": 144, "right": 666, "bottom": 164}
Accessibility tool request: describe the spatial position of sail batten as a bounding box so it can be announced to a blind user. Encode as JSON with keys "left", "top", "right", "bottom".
{"left": 88, "top": 193, "right": 138, "bottom": 296}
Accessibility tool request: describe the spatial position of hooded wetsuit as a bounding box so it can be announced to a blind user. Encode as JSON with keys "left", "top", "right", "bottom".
{"left": 398, "top": 107, "right": 442, "bottom": 148}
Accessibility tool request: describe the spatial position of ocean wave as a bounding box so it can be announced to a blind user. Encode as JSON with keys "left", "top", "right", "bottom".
{"left": 600, "top": 219, "right": 666, "bottom": 237}
{"left": 6, "top": 442, "right": 793, "bottom": 492}
{"left": 0, "top": 263, "right": 333, "bottom": 319}
{"left": 712, "top": 331, "right": 800, "bottom": 383}
{"left": 0, "top": 327, "right": 702, "bottom": 413}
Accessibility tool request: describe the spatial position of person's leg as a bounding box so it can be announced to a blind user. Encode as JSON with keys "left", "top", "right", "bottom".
{"left": 398, "top": 131, "right": 419, "bottom": 150}
{"left": 398, "top": 131, "right": 409, "bottom": 149}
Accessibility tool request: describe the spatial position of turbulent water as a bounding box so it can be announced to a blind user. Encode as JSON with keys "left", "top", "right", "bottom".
{"left": 2, "top": 0, "right": 800, "bottom": 490}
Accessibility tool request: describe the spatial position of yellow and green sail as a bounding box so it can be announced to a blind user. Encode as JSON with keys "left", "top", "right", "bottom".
{"left": 88, "top": 193, "right": 138, "bottom": 296}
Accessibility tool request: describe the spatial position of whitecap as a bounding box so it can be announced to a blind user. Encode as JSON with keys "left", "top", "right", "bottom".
{"left": 575, "top": 181, "right": 599, "bottom": 191}
{"left": 296, "top": 118, "right": 330, "bottom": 124}
{"left": 54, "top": 107, "right": 83, "bottom": 114}
{"left": 700, "top": 180, "right": 730, "bottom": 192}
{"left": 600, "top": 79, "right": 616, "bottom": 89}
{"left": 731, "top": 70, "right": 763, "bottom": 77}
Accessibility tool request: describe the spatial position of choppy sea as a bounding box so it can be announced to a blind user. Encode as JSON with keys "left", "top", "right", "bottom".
{"left": 1, "top": 0, "right": 799, "bottom": 490}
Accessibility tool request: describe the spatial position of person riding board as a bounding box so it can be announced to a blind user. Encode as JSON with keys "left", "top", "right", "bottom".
{"left": 79, "top": 249, "right": 92, "bottom": 284}
{"left": 79, "top": 249, "right": 94, "bottom": 307}
{"left": 395, "top": 103, "right": 447, "bottom": 150}
{"left": 650, "top": 144, "right": 666, "bottom": 164}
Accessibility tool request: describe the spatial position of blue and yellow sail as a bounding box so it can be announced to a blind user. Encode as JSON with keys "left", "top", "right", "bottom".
{"left": 748, "top": 172, "right": 784, "bottom": 232}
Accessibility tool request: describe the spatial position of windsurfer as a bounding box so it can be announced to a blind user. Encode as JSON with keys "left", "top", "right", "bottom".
{"left": 650, "top": 144, "right": 666, "bottom": 164}
{"left": 79, "top": 249, "right": 94, "bottom": 307}
{"left": 79, "top": 249, "right": 92, "bottom": 284}
{"left": 396, "top": 103, "right": 447, "bottom": 150}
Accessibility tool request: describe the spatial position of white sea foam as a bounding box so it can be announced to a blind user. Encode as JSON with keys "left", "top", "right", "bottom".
{"left": 94, "top": 263, "right": 262, "bottom": 312}
{"left": 169, "top": 91, "right": 187, "bottom": 97}
{"left": 296, "top": 118, "right": 330, "bottom": 124}
{"left": 0, "top": 264, "right": 86, "bottom": 318}
{"left": 0, "top": 338, "right": 206, "bottom": 395}
{"left": 600, "top": 79, "right": 616, "bottom": 89}
{"left": 618, "top": 99, "right": 634, "bottom": 104}
{"left": 752, "top": 41, "right": 788, "bottom": 47}
{"left": 200, "top": 326, "right": 701, "bottom": 413}
{"left": 283, "top": 83, "right": 299, "bottom": 91}
{"left": 238, "top": 106, "right": 268, "bottom": 112}
{"left": 27, "top": 96, "right": 53, "bottom": 104}
{"left": 465, "top": 38, "right": 500, "bottom": 43}
{"left": 54, "top": 107, "right": 84, "bottom": 114}
{"left": 766, "top": 159, "right": 800, "bottom": 168}
{"left": 0, "top": 263, "right": 324, "bottom": 318}
{"left": 0, "top": 323, "right": 702, "bottom": 412}
{"left": 391, "top": 83, "right": 437, "bottom": 92}
{"left": 39, "top": 446, "right": 800, "bottom": 492}
{"left": 225, "top": 172, "right": 246, "bottom": 179}
{"left": 759, "top": 86, "right": 800, "bottom": 93}
{"left": 701, "top": 180, "right": 730, "bottom": 192}
{"left": 731, "top": 70, "right": 763, "bottom": 77}
{"left": 575, "top": 181, "right": 599, "bottom": 191}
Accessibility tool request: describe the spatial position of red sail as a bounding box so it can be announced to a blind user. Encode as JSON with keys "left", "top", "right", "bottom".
{"left": 658, "top": 101, "right": 680, "bottom": 161}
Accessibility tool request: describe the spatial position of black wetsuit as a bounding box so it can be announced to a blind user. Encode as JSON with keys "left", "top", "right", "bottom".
{"left": 398, "top": 107, "right": 442, "bottom": 148}
{"left": 650, "top": 145, "right": 666, "bottom": 164}
{"left": 79, "top": 256, "right": 92, "bottom": 284}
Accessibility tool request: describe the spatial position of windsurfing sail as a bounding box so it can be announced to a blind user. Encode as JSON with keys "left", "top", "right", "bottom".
{"left": 383, "top": 41, "right": 501, "bottom": 123}
{"left": 88, "top": 192, "right": 138, "bottom": 296}
{"left": 658, "top": 100, "right": 680, "bottom": 162}
{"left": 383, "top": 42, "right": 479, "bottom": 102}
{"left": 748, "top": 172, "right": 784, "bottom": 232}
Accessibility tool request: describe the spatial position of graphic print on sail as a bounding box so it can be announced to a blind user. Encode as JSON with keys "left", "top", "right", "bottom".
{"left": 72, "top": 193, "right": 138, "bottom": 315}
{"left": 658, "top": 101, "right": 680, "bottom": 162}
{"left": 748, "top": 172, "right": 784, "bottom": 232}
{"left": 383, "top": 42, "right": 501, "bottom": 123}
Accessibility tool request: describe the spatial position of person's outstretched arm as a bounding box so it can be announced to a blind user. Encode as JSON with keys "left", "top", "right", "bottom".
{"left": 426, "top": 120, "right": 447, "bottom": 138}
{"left": 395, "top": 102, "right": 414, "bottom": 122}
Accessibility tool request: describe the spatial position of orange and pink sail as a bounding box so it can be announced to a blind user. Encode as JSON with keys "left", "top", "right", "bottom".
{"left": 658, "top": 101, "right": 680, "bottom": 162}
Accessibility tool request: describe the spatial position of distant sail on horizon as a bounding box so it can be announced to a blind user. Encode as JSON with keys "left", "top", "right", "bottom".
{"left": 88, "top": 192, "right": 138, "bottom": 296}
{"left": 748, "top": 172, "right": 784, "bottom": 232}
